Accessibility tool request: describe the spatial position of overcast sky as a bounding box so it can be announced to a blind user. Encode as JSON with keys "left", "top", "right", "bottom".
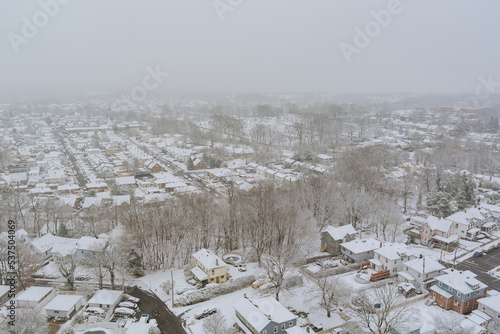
{"left": 1, "top": 0, "right": 499, "bottom": 96}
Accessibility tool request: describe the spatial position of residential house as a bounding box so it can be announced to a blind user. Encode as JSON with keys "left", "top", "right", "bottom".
{"left": 398, "top": 256, "right": 446, "bottom": 292}
{"left": 447, "top": 209, "right": 485, "bottom": 240}
{"left": 144, "top": 159, "right": 165, "bottom": 173}
{"left": 192, "top": 158, "right": 207, "bottom": 170}
{"left": 340, "top": 238, "right": 381, "bottom": 263}
{"left": 44, "top": 294, "right": 84, "bottom": 319}
{"left": 86, "top": 181, "right": 109, "bottom": 193}
{"left": 431, "top": 269, "right": 487, "bottom": 314}
{"left": 477, "top": 293, "right": 500, "bottom": 323}
{"left": 370, "top": 243, "right": 416, "bottom": 277}
{"left": 321, "top": 224, "right": 357, "bottom": 254}
{"left": 115, "top": 176, "right": 136, "bottom": 190}
{"left": 191, "top": 249, "right": 227, "bottom": 284}
{"left": 420, "top": 216, "right": 458, "bottom": 250}
{"left": 234, "top": 296, "right": 298, "bottom": 334}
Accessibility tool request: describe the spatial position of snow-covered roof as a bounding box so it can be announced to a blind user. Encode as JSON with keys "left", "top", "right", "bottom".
{"left": 398, "top": 271, "right": 415, "bottom": 282}
{"left": 341, "top": 238, "right": 381, "bottom": 254}
{"left": 193, "top": 249, "right": 225, "bottom": 270}
{"left": 191, "top": 267, "right": 208, "bottom": 281}
{"left": 436, "top": 270, "right": 488, "bottom": 294}
{"left": 88, "top": 290, "right": 123, "bottom": 306}
{"left": 16, "top": 286, "right": 53, "bottom": 303}
{"left": 425, "top": 216, "right": 453, "bottom": 233}
{"left": 374, "top": 243, "right": 415, "bottom": 261}
{"left": 478, "top": 293, "right": 500, "bottom": 312}
{"left": 286, "top": 326, "right": 312, "bottom": 334}
{"left": 125, "top": 322, "right": 159, "bottom": 334}
{"left": 324, "top": 224, "right": 357, "bottom": 241}
{"left": 403, "top": 257, "right": 445, "bottom": 274}
{"left": 234, "top": 297, "right": 296, "bottom": 332}
{"left": 43, "top": 294, "right": 83, "bottom": 312}
{"left": 432, "top": 234, "right": 458, "bottom": 244}
{"left": 30, "top": 233, "right": 73, "bottom": 254}
{"left": 115, "top": 176, "right": 135, "bottom": 186}
{"left": 447, "top": 209, "right": 484, "bottom": 225}
{"left": 430, "top": 285, "right": 453, "bottom": 299}
{"left": 77, "top": 236, "right": 107, "bottom": 251}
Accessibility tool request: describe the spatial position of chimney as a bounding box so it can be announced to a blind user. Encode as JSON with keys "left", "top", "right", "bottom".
{"left": 267, "top": 315, "right": 271, "bottom": 320}
{"left": 216, "top": 259, "right": 219, "bottom": 266}
{"left": 380, "top": 243, "right": 382, "bottom": 248}
{"left": 465, "top": 210, "right": 467, "bottom": 213}
{"left": 419, "top": 254, "right": 423, "bottom": 259}
{"left": 306, "top": 328, "right": 310, "bottom": 333}
{"left": 244, "top": 293, "right": 247, "bottom": 298}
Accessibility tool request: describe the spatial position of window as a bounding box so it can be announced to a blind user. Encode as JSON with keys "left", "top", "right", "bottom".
{"left": 262, "top": 331, "right": 267, "bottom": 334}
{"left": 221, "top": 275, "right": 225, "bottom": 279}
{"left": 448, "top": 286, "right": 452, "bottom": 292}
{"left": 289, "top": 321, "right": 293, "bottom": 327}
{"left": 453, "top": 300, "right": 460, "bottom": 307}
{"left": 467, "top": 293, "right": 471, "bottom": 298}
{"left": 386, "top": 259, "right": 388, "bottom": 263}
{"left": 393, "top": 268, "right": 397, "bottom": 272}
{"left": 274, "top": 326, "right": 278, "bottom": 333}
{"left": 466, "top": 302, "right": 469, "bottom": 308}
{"left": 457, "top": 292, "right": 461, "bottom": 297}
{"left": 212, "top": 270, "right": 215, "bottom": 275}
{"left": 281, "top": 324, "right": 285, "bottom": 330}
{"left": 54, "top": 310, "right": 59, "bottom": 313}
{"left": 438, "top": 282, "right": 442, "bottom": 287}
{"left": 210, "top": 278, "right": 214, "bottom": 281}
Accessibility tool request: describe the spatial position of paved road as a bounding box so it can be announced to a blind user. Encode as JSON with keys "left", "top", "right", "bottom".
{"left": 127, "top": 286, "right": 187, "bottom": 334}
{"left": 453, "top": 242, "right": 500, "bottom": 291}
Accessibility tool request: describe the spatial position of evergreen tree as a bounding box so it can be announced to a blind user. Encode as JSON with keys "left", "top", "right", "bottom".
{"left": 58, "top": 223, "right": 68, "bottom": 237}
{"left": 427, "top": 191, "right": 452, "bottom": 218}
{"left": 186, "top": 157, "right": 194, "bottom": 170}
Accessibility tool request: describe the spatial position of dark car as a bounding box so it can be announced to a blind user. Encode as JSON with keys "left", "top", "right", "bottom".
{"left": 473, "top": 251, "right": 483, "bottom": 258}
{"left": 195, "top": 308, "right": 217, "bottom": 320}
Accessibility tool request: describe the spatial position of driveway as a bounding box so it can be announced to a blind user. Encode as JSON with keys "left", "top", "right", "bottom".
{"left": 454, "top": 244, "right": 500, "bottom": 291}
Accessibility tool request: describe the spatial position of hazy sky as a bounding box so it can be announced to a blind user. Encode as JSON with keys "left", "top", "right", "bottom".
{"left": 1, "top": 0, "right": 499, "bottom": 96}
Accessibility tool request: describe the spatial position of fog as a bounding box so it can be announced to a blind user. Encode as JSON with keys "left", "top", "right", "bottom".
{"left": 1, "top": 0, "right": 499, "bottom": 96}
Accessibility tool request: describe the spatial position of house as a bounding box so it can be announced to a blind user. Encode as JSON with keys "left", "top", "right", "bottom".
{"left": 398, "top": 256, "right": 446, "bottom": 292}
{"left": 340, "top": 238, "right": 381, "bottom": 263}
{"left": 431, "top": 269, "right": 487, "bottom": 314}
{"left": 192, "top": 158, "right": 207, "bottom": 170}
{"left": 321, "top": 224, "right": 357, "bottom": 254}
{"left": 115, "top": 176, "right": 136, "bottom": 189}
{"left": 15, "top": 286, "right": 55, "bottom": 308}
{"left": 87, "top": 289, "right": 123, "bottom": 311}
{"left": 86, "top": 181, "right": 109, "bottom": 192}
{"left": 234, "top": 296, "right": 298, "bottom": 334}
{"left": 43, "top": 294, "right": 84, "bottom": 319}
{"left": 144, "top": 159, "right": 165, "bottom": 173}
{"left": 420, "top": 216, "right": 458, "bottom": 250}
{"left": 75, "top": 235, "right": 108, "bottom": 260}
{"left": 477, "top": 292, "right": 500, "bottom": 324}
{"left": 191, "top": 248, "right": 227, "bottom": 284}
{"left": 447, "top": 209, "right": 485, "bottom": 240}
{"left": 370, "top": 243, "right": 416, "bottom": 277}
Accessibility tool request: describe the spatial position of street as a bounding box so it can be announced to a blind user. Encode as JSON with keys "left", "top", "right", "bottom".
{"left": 127, "top": 286, "right": 187, "bottom": 334}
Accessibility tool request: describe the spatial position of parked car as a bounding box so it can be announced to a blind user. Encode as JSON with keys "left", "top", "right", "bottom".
{"left": 495, "top": 242, "right": 500, "bottom": 249}
{"left": 123, "top": 295, "right": 140, "bottom": 303}
{"left": 238, "top": 266, "right": 247, "bottom": 272}
{"left": 473, "top": 251, "right": 483, "bottom": 258}
{"left": 195, "top": 308, "right": 217, "bottom": 320}
{"left": 252, "top": 278, "right": 270, "bottom": 288}
{"left": 119, "top": 301, "right": 138, "bottom": 309}
{"left": 86, "top": 307, "right": 105, "bottom": 315}
{"left": 114, "top": 307, "right": 136, "bottom": 316}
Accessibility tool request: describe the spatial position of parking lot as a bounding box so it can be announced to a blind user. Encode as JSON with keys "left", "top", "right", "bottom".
{"left": 454, "top": 242, "right": 500, "bottom": 291}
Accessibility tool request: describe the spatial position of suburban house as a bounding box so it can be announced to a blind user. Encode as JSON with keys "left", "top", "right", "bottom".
{"left": 87, "top": 289, "right": 123, "bottom": 311}
{"left": 191, "top": 249, "right": 227, "bottom": 284}
{"left": 15, "top": 286, "right": 55, "bottom": 308}
{"left": 431, "top": 269, "right": 487, "bottom": 314}
{"left": 192, "top": 158, "right": 207, "bottom": 170}
{"left": 420, "top": 216, "right": 458, "bottom": 250}
{"left": 43, "top": 294, "right": 84, "bottom": 319}
{"left": 477, "top": 293, "right": 500, "bottom": 323}
{"left": 398, "top": 256, "right": 446, "bottom": 292}
{"left": 340, "top": 238, "right": 381, "bottom": 263}
{"left": 447, "top": 209, "right": 485, "bottom": 240}
{"left": 370, "top": 243, "right": 416, "bottom": 277}
{"left": 144, "top": 159, "right": 166, "bottom": 173}
{"left": 234, "top": 296, "right": 298, "bottom": 334}
{"left": 321, "top": 224, "right": 357, "bottom": 254}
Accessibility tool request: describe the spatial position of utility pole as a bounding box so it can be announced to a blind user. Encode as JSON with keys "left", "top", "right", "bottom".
{"left": 171, "top": 271, "right": 174, "bottom": 308}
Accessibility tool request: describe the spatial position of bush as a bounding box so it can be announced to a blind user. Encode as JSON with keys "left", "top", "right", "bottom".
{"left": 160, "top": 280, "right": 172, "bottom": 295}
{"left": 176, "top": 275, "right": 255, "bottom": 306}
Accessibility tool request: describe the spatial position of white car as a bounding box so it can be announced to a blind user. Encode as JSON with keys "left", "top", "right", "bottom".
{"left": 118, "top": 301, "right": 138, "bottom": 309}
{"left": 114, "top": 307, "right": 136, "bottom": 316}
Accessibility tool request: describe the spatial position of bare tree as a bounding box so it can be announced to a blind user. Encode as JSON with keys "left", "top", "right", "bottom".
{"left": 431, "top": 312, "right": 475, "bottom": 334}
{"left": 262, "top": 242, "right": 300, "bottom": 302}
{"left": 202, "top": 312, "right": 230, "bottom": 334}
{"left": 0, "top": 308, "right": 49, "bottom": 334}
{"left": 348, "top": 283, "right": 415, "bottom": 334}
{"left": 312, "top": 276, "right": 352, "bottom": 318}
{"left": 57, "top": 253, "right": 77, "bottom": 290}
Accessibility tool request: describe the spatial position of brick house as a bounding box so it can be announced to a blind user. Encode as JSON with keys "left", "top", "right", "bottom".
{"left": 431, "top": 269, "right": 487, "bottom": 314}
